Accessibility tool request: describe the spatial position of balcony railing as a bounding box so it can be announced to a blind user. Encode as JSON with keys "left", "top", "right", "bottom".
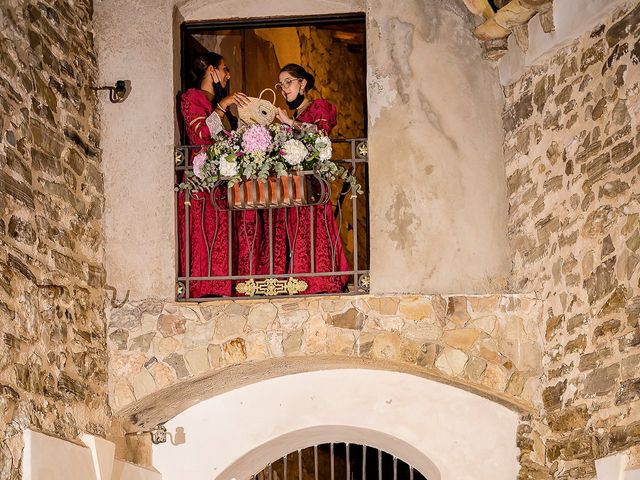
{"left": 174, "top": 138, "right": 369, "bottom": 300}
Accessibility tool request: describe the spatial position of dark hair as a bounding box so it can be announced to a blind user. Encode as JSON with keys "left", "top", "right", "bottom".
{"left": 189, "top": 52, "right": 223, "bottom": 86}
{"left": 188, "top": 52, "right": 237, "bottom": 129}
{"left": 280, "top": 63, "right": 315, "bottom": 91}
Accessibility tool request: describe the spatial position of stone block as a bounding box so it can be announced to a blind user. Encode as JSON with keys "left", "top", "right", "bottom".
{"left": 163, "top": 353, "right": 190, "bottom": 379}
{"left": 207, "top": 344, "right": 223, "bottom": 369}
{"left": 131, "top": 369, "right": 156, "bottom": 399}
{"left": 615, "top": 378, "right": 640, "bottom": 405}
{"left": 245, "top": 332, "right": 269, "bottom": 361}
{"left": 445, "top": 297, "right": 470, "bottom": 326}
{"left": 606, "top": 2, "right": 640, "bottom": 46}
{"left": 329, "top": 308, "right": 364, "bottom": 330}
{"left": 548, "top": 404, "right": 590, "bottom": 433}
{"left": 247, "top": 303, "right": 277, "bottom": 330}
{"left": 156, "top": 314, "right": 186, "bottom": 338}
{"left": 282, "top": 330, "right": 303, "bottom": 355}
{"left": 223, "top": 338, "right": 247, "bottom": 364}
{"left": 184, "top": 347, "right": 210, "bottom": 376}
{"left": 215, "top": 314, "right": 247, "bottom": 339}
{"left": 371, "top": 332, "right": 401, "bottom": 360}
{"left": 583, "top": 363, "right": 620, "bottom": 397}
{"left": 442, "top": 328, "right": 481, "bottom": 350}
{"left": 398, "top": 299, "right": 434, "bottom": 321}
{"left": 542, "top": 380, "right": 567, "bottom": 411}
{"left": 366, "top": 297, "right": 399, "bottom": 315}
{"left": 435, "top": 347, "right": 468, "bottom": 376}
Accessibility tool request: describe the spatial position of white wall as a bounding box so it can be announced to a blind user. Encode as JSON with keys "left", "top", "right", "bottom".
{"left": 22, "top": 430, "right": 160, "bottom": 480}
{"left": 153, "top": 369, "right": 519, "bottom": 480}
{"left": 95, "top": 0, "right": 176, "bottom": 298}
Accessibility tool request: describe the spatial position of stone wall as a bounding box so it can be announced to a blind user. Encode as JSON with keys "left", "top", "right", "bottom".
{"left": 107, "top": 294, "right": 543, "bottom": 426}
{"left": 298, "top": 26, "right": 366, "bottom": 139}
{"left": 0, "top": 0, "right": 111, "bottom": 478}
{"left": 503, "top": 1, "right": 640, "bottom": 477}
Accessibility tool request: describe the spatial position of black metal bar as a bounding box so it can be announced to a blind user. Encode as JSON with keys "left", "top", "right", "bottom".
{"left": 269, "top": 207, "right": 274, "bottom": 275}
{"left": 283, "top": 453, "right": 287, "bottom": 480}
{"left": 183, "top": 12, "right": 366, "bottom": 34}
{"left": 177, "top": 269, "right": 368, "bottom": 281}
{"left": 314, "top": 445, "right": 319, "bottom": 480}
{"left": 227, "top": 209, "right": 233, "bottom": 276}
{"left": 346, "top": 443, "right": 351, "bottom": 480}
{"left": 362, "top": 445, "right": 366, "bottom": 480}
{"left": 251, "top": 444, "right": 423, "bottom": 480}
{"left": 351, "top": 140, "right": 359, "bottom": 290}
{"left": 310, "top": 204, "right": 315, "bottom": 273}
{"left": 184, "top": 190, "right": 191, "bottom": 299}
{"left": 330, "top": 443, "right": 335, "bottom": 480}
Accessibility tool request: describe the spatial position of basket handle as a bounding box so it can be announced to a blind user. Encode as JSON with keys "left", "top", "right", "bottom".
{"left": 259, "top": 88, "right": 277, "bottom": 105}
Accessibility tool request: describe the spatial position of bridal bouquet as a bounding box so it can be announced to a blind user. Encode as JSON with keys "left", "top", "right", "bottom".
{"left": 177, "top": 123, "right": 362, "bottom": 195}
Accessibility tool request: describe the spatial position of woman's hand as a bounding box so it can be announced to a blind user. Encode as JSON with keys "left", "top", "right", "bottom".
{"left": 219, "top": 92, "right": 250, "bottom": 110}
{"left": 276, "top": 107, "right": 293, "bottom": 126}
{"left": 232, "top": 92, "right": 250, "bottom": 107}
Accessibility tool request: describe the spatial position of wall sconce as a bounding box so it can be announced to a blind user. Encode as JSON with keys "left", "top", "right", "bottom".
{"left": 126, "top": 424, "right": 186, "bottom": 446}
{"left": 91, "top": 80, "right": 130, "bottom": 103}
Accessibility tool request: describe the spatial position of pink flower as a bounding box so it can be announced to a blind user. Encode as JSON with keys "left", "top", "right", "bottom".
{"left": 241, "top": 125, "right": 272, "bottom": 153}
{"left": 193, "top": 151, "right": 207, "bottom": 178}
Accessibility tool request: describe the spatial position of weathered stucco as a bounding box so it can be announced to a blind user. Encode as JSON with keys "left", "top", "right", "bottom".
{"left": 95, "top": 0, "right": 510, "bottom": 299}
{"left": 367, "top": 0, "right": 510, "bottom": 294}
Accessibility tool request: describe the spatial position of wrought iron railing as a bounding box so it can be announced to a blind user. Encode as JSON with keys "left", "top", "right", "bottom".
{"left": 251, "top": 442, "right": 427, "bottom": 480}
{"left": 174, "top": 138, "right": 369, "bottom": 300}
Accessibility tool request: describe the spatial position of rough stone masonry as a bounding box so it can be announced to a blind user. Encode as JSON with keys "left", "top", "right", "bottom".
{"left": 503, "top": 1, "right": 640, "bottom": 478}
{"left": 0, "top": 0, "right": 111, "bottom": 478}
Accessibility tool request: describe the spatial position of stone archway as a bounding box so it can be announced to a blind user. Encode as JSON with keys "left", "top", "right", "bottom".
{"left": 109, "top": 294, "right": 543, "bottom": 428}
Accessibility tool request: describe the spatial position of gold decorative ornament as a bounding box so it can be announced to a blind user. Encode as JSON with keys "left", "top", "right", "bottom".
{"left": 356, "top": 141, "right": 368, "bottom": 158}
{"left": 236, "top": 277, "right": 308, "bottom": 297}
{"left": 176, "top": 281, "right": 186, "bottom": 299}
{"left": 359, "top": 274, "right": 370, "bottom": 292}
{"left": 175, "top": 149, "right": 185, "bottom": 166}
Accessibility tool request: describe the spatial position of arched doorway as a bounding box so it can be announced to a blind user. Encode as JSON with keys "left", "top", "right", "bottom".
{"left": 152, "top": 369, "right": 519, "bottom": 479}
{"left": 252, "top": 442, "right": 428, "bottom": 480}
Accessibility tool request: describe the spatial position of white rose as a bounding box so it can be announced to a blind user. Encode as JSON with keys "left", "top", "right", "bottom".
{"left": 219, "top": 157, "right": 239, "bottom": 177}
{"left": 315, "top": 137, "right": 332, "bottom": 161}
{"left": 282, "top": 139, "right": 308, "bottom": 166}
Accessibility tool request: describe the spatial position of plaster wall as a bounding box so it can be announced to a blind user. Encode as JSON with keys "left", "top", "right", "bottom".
{"left": 95, "top": 0, "right": 510, "bottom": 299}
{"left": 152, "top": 369, "right": 520, "bottom": 480}
{"left": 22, "top": 430, "right": 160, "bottom": 480}
{"left": 366, "top": 0, "right": 509, "bottom": 293}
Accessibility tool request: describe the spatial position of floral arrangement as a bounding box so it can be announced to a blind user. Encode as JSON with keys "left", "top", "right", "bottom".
{"left": 177, "top": 123, "right": 362, "bottom": 195}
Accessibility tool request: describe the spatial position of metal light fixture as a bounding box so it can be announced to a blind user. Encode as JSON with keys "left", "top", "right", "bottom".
{"left": 149, "top": 424, "right": 186, "bottom": 445}
{"left": 125, "top": 424, "right": 185, "bottom": 446}
{"left": 91, "top": 80, "right": 130, "bottom": 103}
